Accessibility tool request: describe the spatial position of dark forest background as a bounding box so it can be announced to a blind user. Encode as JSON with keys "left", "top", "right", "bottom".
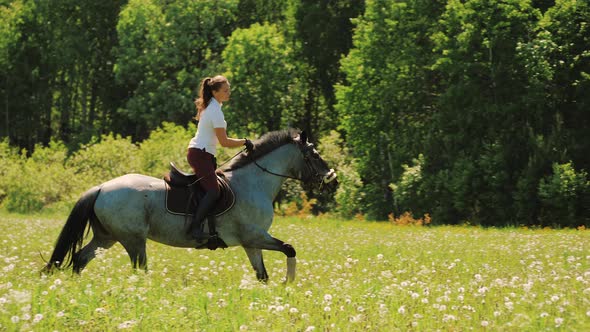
{"left": 1, "top": 0, "right": 589, "bottom": 227}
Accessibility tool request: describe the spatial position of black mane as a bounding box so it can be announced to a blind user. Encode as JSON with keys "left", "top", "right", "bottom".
{"left": 223, "top": 128, "right": 300, "bottom": 171}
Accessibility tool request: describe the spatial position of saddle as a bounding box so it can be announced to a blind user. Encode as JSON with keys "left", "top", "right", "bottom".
{"left": 163, "top": 163, "right": 235, "bottom": 217}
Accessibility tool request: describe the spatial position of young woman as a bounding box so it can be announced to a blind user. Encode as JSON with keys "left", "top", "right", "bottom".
{"left": 187, "top": 75, "right": 253, "bottom": 241}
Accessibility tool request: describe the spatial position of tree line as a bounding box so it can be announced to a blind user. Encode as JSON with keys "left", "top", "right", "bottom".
{"left": 1, "top": 0, "right": 589, "bottom": 226}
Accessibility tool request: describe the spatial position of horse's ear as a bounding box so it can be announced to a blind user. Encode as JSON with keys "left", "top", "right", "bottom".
{"left": 300, "top": 131, "right": 308, "bottom": 144}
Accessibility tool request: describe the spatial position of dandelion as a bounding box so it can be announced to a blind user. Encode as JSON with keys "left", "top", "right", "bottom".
{"left": 398, "top": 306, "right": 406, "bottom": 314}
{"left": 11, "top": 316, "right": 19, "bottom": 323}
{"left": 290, "top": 308, "right": 299, "bottom": 314}
{"left": 324, "top": 294, "right": 332, "bottom": 302}
{"left": 555, "top": 317, "right": 563, "bottom": 325}
{"left": 481, "top": 320, "right": 489, "bottom": 327}
{"left": 324, "top": 306, "right": 331, "bottom": 312}
{"left": 540, "top": 312, "right": 549, "bottom": 318}
{"left": 117, "top": 320, "right": 137, "bottom": 329}
{"left": 33, "top": 313, "right": 43, "bottom": 323}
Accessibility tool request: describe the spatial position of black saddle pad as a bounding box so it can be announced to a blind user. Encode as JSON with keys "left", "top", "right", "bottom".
{"left": 165, "top": 175, "right": 235, "bottom": 217}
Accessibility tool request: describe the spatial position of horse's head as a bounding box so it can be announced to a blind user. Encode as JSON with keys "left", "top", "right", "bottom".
{"left": 294, "top": 131, "right": 338, "bottom": 191}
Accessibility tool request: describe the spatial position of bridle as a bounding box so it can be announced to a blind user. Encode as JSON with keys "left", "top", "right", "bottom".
{"left": 251, "top": 143, "right": 332, "bottom": 185}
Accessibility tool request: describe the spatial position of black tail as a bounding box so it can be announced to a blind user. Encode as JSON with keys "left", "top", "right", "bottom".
{"left": 42, "top": 186, "right": 101, "bottom": 273}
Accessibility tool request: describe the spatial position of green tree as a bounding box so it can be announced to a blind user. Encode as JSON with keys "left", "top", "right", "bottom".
{"left": 337, "top": 0, "right": 444, "bottom": 219}
{"left": 222, "top": 22, "right": 305, "bottom": 135}
{"left": 114, "top": 0, "right": 239, "bottom": 140}
{"left": 289, "top": 0, "right": 365, "bottom": 139}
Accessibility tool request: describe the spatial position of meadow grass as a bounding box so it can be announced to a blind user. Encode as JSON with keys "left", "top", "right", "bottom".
{"left": 0, "top": 213, "right": 589, "bottom": 331}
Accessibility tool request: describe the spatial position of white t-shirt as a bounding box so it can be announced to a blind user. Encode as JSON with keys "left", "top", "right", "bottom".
{"left": 188, "top": 98, "right": 227, "bottom": 156}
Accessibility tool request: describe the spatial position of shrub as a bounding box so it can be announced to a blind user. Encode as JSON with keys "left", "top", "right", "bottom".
{"left": 138, "top": 122, "right": 194, "bottom": 177}
{"left": 317, "top": 131, "right": 363, "bottom": 219}
{"left": 66, "top": 134, "right": 141, "bottom": 187}
{"left": 538, "top": 162, "right": 590, "bottom": 227}
{"left": 2, "top": 141, "right": 78, "bottom": 213}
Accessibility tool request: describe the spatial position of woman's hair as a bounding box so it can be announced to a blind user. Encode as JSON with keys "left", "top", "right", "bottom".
{"left": 194, "top": 75, "right": 229, "bottom": 120}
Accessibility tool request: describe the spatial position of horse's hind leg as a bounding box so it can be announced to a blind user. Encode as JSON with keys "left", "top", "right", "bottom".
{"left": 73, "top": 237, "right": 115, "bottom": 274}
{"left": 243, "top": 248, "right": 269, "bottom": 282}
{"left": 120, "top": 238, "right": 148, "bottom": 271}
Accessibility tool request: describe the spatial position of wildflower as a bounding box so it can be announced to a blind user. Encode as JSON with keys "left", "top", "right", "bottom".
{"left": 305, "top": 326, "right": 316, "bottom": 332}
{"left": 555, "top": 318, "right": 563, "bottom": 327}
{"left": 117, "top": 320, "right": 137, "bottom": 329}
{"left": 324, "top": 306, "right": 331, "bottom": 312}
{"left": 442, "top": 314, "right": 456, "bottom": 322}
{"left": 33, "top": 314, "right": 43, "bottom": 323}
{"left": 398, "top": 306, "right": 406, "bottom": 315}
{"left": 11, "top": 316, "right": 19, "bottom": 323}
{"left": 377, "top": 254, "right": 384, "bottom": 260}
{"left": 239, "top": 325, "right": 248, "bottom": 331}
{"left": 290, "top": 308, "right": 299, "bottom": 314}
{"left": 56, "top": 311, "right": 65, "bottom": 318}
{"left": 540, "top": 312, "right": 549, "bottom": 318}
{"left": 481, "top": 320, "right": 489, "bottom": 327}
{"left": 324, "top": 294, "right": 332, "bottom": 302}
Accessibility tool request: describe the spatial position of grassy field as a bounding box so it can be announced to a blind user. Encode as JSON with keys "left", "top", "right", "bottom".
{"left": 0, "top": 213, "right": 589, "bottom": 331}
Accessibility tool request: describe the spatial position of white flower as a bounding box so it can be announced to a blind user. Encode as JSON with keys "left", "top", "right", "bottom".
{"left": 117, "top": 320, "right": 137, "bottom": 329}
{"left": 481, "top": 320, "right": 489, "bottom": 327}
{"left": 324, "top": 294, "right": 332, "bottom": 302}
{"left": 305, "top": 326, "right": 316, "bottom": 332}
{"left": 555, "top": 317, "right": 564, "bottom": 326}
{"left": 377, "top": 254, "right": 384, "bottom": 260}
{"left": 239, "top": 325, "right": 248, "bottom": 331}
{"left": 540, "top": 312, "right": 549, "bottom": 318}
{"left": 324, "top": 306, "right": 331, "bottom": 312}
{"left": 398, "top": 306, "right": 406, "bottom": 314}
{"left": 33, "top": 314, "right": 43, "bottom": 323}
{"left": 11, "top": 316, "right": 19, "bottom": 323}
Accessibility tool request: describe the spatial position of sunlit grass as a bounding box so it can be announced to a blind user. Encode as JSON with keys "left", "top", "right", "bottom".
{"left": 0, "top": 213, "right": 589, "bottom": 331}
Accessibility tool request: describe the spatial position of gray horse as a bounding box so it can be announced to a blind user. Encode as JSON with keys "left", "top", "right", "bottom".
{"left": 42, "top": 129, "right": 337, "bottom": 282}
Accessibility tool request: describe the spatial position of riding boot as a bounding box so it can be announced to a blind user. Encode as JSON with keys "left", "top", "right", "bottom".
{"left": 188, "top": 190, "right": 220, "bottom": 242}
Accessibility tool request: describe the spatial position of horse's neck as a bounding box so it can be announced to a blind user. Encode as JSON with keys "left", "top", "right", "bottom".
{"left": 231, "top": 144, "right": 299, "bottom": 200}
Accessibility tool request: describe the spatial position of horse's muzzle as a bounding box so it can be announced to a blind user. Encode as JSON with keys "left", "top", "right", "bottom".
{"left": 323, "top": 169, "right": 337, "bottom": 184}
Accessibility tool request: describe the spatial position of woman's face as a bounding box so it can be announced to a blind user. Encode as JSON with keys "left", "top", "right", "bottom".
{"left": 212, "top": 83, "right": 231, "bottom": 103}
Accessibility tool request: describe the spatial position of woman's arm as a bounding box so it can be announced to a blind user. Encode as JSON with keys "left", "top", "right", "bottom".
{"left": 215, "top": 128, "right": 247, "bottom": 148}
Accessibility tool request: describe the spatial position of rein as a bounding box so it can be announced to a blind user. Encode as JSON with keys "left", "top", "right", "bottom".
{"left": 253, "top": 160, "right": 302, "bottom": 181}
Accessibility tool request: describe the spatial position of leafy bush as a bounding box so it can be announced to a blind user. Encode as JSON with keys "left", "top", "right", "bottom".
{"left": 538, "top": 162, "right": 590, "bottom": 227}
{"left": 138, "top": 122, "right": 194, "bottom": 177}
{"left": 317, "top": 131, "right": 363, "bottom": 219}
{"left": 390, "top": 154, "right": 425, "bottom": 217}
{"left": 66, "top": 134, "right": 141, "bottom": 188}
{"left": 2, "top": 141, "right": 78, "bottom": 213}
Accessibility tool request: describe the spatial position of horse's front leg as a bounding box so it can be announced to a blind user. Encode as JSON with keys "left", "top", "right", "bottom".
{"left": 241, "top": 230, "right": 296, "bottom": 283}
